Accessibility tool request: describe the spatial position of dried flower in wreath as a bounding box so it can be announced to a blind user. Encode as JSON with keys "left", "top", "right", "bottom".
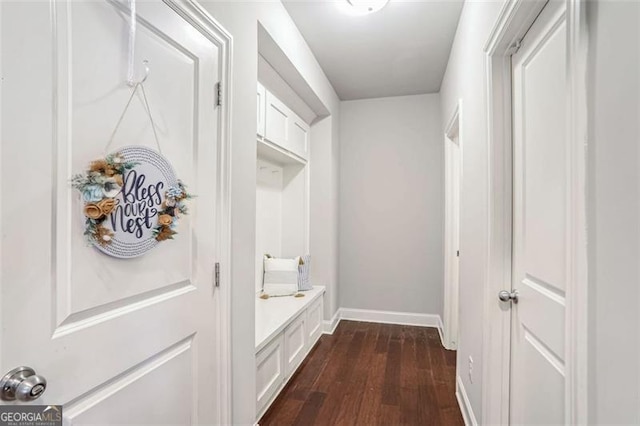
{"left": 71, "top": 151, "right": 137, "bottom": 246}
{"left": 94, "top": 224, "right": 115, "bottom": 246}
{"left": 151, "top": 181, "right": 194, "bottom": 242}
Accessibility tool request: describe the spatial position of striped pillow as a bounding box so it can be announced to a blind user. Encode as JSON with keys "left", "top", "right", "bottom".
{"left": 298, "top": 255, "right": 312, "bottom": 291}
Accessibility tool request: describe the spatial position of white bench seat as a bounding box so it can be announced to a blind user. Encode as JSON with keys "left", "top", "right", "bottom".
{"left": 254, "top": 285, "right": 325, "bottom": 420}
{"left": 255, "top": 285, "right": 325, "bottom": 352}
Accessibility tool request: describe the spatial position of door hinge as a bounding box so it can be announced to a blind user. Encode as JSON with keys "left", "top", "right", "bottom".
{"left": 215, "top": 262, "right": 220, "bottom": 288}
{"left": 216, "top": 82, "right": 222, "bottom": 107}
{"left": 457, "top": 250, "right": 460, "bottom": 257}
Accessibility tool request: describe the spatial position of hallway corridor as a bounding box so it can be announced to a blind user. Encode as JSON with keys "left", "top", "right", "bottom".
{"left": 259, "top": 321, "right": 463, "bottom": 425}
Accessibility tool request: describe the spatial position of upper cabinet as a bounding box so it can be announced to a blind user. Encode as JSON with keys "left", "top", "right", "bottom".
{"left": 265, "top": 91, "right": 290, "bottom": 147}
{"left": 257, "top": 83, "right": 266, "bottom": 138}
{"left": 258, "top": 84, "right": 310, "bottom": 161}
{"left": 289, "top": 117, "right": 309, "bottom": 160}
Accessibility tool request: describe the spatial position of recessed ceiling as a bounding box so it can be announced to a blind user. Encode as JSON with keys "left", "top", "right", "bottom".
{"left": 282, "top": 0, "right": 464, "bottom": 100}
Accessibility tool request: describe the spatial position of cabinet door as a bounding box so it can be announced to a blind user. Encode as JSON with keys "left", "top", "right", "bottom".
{"left": 257, "top": 83, "right": 266, "bottom": 137}
{"left": 284, "top": 313, "right": 307, "bottom": 377}
{"left": 256, "top": 334, "right": 284, "bottom": 414}
{"left": 288, "top": 116, "right": 310, "bottom": 159}
{"left": 306, "top": 297, "right": 323, "bottom": 349}
{"left": 265, "top": 91, "right": 290, "bottom": 147}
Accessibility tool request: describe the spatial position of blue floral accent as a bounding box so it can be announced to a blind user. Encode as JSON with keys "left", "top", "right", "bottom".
{"left": 166, "top": 186, "right": 184, "bottom": 199}
{"left": 82, "top": 185, "right": 104, "bottom": 203}
{"left": 153, "top": 181, "right": 193, "bottom": 241}
{"left": 102, "top": 179, "right": 121, "bottom": 198}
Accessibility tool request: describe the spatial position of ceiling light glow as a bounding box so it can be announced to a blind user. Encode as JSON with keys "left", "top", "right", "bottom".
{"left": 346, "top": 0, "right": 390, "bottom": 15}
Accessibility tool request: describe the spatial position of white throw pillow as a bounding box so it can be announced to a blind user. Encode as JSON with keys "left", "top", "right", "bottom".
{"left": 263, "top": 257, "right": 300, "bottom": 296}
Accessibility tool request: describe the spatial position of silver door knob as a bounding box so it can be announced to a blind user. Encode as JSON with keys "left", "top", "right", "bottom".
{"left": 498, "top": 290, "right": 518, "bottom": 304}
{"left": 0, "top": 367, "right": 47, "bottom": 401}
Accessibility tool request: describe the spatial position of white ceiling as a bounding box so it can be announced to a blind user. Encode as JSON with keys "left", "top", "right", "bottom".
{"left": 282, "top": 0, "right": 464, "bottom": 100}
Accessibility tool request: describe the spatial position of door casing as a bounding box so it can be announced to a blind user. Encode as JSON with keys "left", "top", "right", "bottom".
{"left": 483, "top": 0, "right": 589, "bottom": 424}
{"left": 444, "top": 100, "right": 462, "bottom": 351}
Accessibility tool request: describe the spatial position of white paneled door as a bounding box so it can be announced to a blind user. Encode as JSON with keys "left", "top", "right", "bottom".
{"left": 1, "top": 1, "right": 229, "bottom": 424}
{"left": 510, "top": 0, "right": 567, "bottom": 424}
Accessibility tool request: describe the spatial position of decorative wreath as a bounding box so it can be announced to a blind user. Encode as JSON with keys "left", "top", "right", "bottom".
{"left": 71, "top": 151, "right": 193, "bottom": 247}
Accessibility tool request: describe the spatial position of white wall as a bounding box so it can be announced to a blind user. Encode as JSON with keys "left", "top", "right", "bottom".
{"left": 310, "top": 115, "right": 340, "bottom": 321}
{"left": 438, "top": 0, "right": 504, "bottom": 420}
{"left": 339, "top": 94, "right": 444, "bottom": 316}
{"left": 197, "top": 2, "right": 340, "bottom": 424}
{"left": 255, "top": 158, "right": 307, "bottom": 293}
{"left": 255, "top": 159, "right": 283, "bottom": 292}
{"left": 587, "top": 1, "right": 640, "bottom": 423}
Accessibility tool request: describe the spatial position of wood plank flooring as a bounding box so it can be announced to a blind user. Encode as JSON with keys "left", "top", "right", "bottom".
{"left": 259, "top": 320, "right": 464, "bottom": 426}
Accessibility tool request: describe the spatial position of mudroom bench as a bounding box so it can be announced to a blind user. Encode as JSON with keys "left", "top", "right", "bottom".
{"left": 255, "top": 286, "right": 325, "bottom": 420}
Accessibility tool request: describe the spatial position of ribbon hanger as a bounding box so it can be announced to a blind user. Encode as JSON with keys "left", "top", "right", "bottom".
{"left": 105, "top": 0, "right": 162, "bottom": 154}
{"left": 127, "top": 0, "right": 137, "bottom": 87}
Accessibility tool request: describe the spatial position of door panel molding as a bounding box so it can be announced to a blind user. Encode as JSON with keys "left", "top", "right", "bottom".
{"left": 64, "top": 335, "right": 194, "bottom": 423}
{"left": 51, "top": 0, "right": 207, "bottom": 335}
{"left": 483, "top": 0, "right": 588, "bottom": 424}
{"left": 52, "top": 282, "right": 196, "bottom": 339}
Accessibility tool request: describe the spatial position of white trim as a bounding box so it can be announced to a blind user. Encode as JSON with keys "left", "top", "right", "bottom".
{"left": 483, "top": 1, "right": 589, "bottom": 425}
{"left": 436, "top": 315, "right": 445, "bottom": 349}
{"left": 322, "top": 309, "right": 341, "bottom": 334}
{"left": 165, "top": 2, "right": 233, "bottom": 425}
{"left": 444, "top": 101, "right": 462, "bottom": 139}
{"left": 339, "top": 308, "right": 442, "bottom": 328}
{"left": 443, "top": 100, "right": 462, "bottom": 351}
{"left": 456, "top": 375, "right": 479, "bottom": 426}
{"left": 323, "top": 308, "right": 444, "bottom": 340}
{"left": 0, "top": 0, "right": 4, "bottom": 376}
{"left": 564, "top": 1, "right": 589, "bottom": 423}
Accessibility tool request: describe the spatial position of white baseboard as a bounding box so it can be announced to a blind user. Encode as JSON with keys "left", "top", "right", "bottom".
{"left": 322, "top": 309, "right": 341, "bottom": 334}
{"left": 323, "top": 308, "right": 443, "bottom": 337}
{"left": 456, "top": 375, "right": 478, "bottom": 426}
{"left": 436, "top": 315, "right": 446, "bottom": 348}
{"left": 339, "top": 307, "right": 442, "bottom": 328}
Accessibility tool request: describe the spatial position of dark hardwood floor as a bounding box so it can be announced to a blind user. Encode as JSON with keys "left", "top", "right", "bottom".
{"left": 259, "top": 320, "right": 464, "bottom": 426}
